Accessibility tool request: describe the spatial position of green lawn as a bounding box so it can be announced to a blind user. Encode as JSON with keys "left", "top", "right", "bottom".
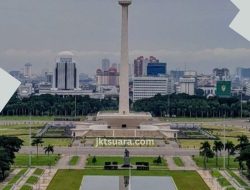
{"left": 86, "top": 156, "right": 167, "bottom": 168}
{"left": 173, "top": 157, "right": 184, "bottom": 167}
{"left": 14, "top": 154, "right": 60, "bottom": 166}
{"left": 69, "top": 156, "right": 80, "bottom": 166}
{"left": 20, "top": 185, "right": 32, "bottom": 190}
{"left": 26, "top": 176, "right": 39, "bottom": 184}
{"left": 193, "top": 156, "right": 238, "bottom": 169}
{"left": 33, "top": 168, "right": 44, "bottom": 176}
{"left": 3, "top": 168, "right": 28, "bottom": 190}
{"left": 47, "top": 169, "right": 209, "bottom": 190}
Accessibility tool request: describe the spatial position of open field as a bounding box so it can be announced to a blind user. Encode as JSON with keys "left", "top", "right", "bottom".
{"left": 0, "top": 116, "right": 55, "bottom": 121}
{"left": 178, "top": 123, "right": 250, "bottom": 149}
{"left": 0, "top": 124, "right": 72, "bottom": 146}
{"left": 14, "top": 154, "right": 60, "bottom": 166}
{"left": 193, "top": 156, "right": 238, "bottom": 169}
{"left": 47, "top": 169, "right": 210, "bottom": 190}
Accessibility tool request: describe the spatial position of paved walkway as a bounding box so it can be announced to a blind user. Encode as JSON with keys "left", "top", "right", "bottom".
{"left": 220, "top": 170, "right": 242, "bottom": 190}
{"left": 33, "top": 169, "right": 57, "bottom": 190}
{"left": 13, "top": 168, "right": 34, "bottom": 190}
{"left": 197, "top": 170, "right": 222, "bottom": 190}
{"left": 55, "top": 154, "right": 70, "bottom": 169}
{"left": 0, "top": 169, "right": 20, "bottom": 189}
{"left": 234, "top": 171, "right": 250, "bottom": 187}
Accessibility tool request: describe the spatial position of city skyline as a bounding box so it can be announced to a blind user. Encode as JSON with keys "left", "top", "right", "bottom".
{"left": 1, "top": 0, "right": 250, "bottom": 75}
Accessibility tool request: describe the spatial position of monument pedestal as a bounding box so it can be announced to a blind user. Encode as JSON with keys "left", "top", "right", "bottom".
{"left": 96, "top": 112, "right": 152, "bottom": 129}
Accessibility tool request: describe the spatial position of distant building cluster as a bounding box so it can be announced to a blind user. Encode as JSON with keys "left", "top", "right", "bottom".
{"left": 8, "top": 52, "right": 250, "bottom": 102}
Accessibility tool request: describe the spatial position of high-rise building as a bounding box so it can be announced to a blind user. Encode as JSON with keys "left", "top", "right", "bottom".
{"left": 102, "top": 59, "right": 110, "bottom": 72}
{"left": 96, "top": 68, "right": 119, "bottom": 86}
{"left": 133, "top": 56, "right": 144, "bottom": 77}
{"left": 133, "top": 77, "right": 173, "bottom": 102}
{"left": 213, "top": 68, "right": 230, "bottom": 81}
{"left": 236, "top": 67, "right": 250, "bottom": 79}
{"left": 24, "top": 63, "right": 32, "bottom": 78}
{"left": 170, "top": 70, "right": 184, "bottom": 82}
{"left": 147, "top": 62, "right": 167, "bottom": 76}
{"left": 54, "top": 51, "right": 78, "bottom": 90}
{"left": 179, "top": 77, "right": 196, "bottom": 95}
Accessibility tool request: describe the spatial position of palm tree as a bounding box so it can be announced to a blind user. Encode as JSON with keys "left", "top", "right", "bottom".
{"left": 213, "top": 141, "right": 224, "bottom": 168}
{"left": 31, "top": 138, "right": 44, "bottom": 157}
{"left": 200, "top": 141, "right": 214, "bottom": 169}
{"left": 44, "top": 145, "right": 54, "bottom": 156}
{"left": 225, "top": 141, "right": 235, "bottom": 168}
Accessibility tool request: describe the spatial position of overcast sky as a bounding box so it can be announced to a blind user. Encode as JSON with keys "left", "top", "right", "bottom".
{"left": 0, "top": 0, "right": 250, "bottom": 76}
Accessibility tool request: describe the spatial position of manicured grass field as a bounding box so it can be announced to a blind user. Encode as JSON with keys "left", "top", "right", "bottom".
{"left": 193, "top": 156, "right": 238, "bottom": 169}
{"left": 69, "top": 156, "right": 80, "bottom": 166}
{"left": 47, "top": 169, "right": 210, "bottom": 190}
{"left": 0, "top": 116, "right": 55, "bottom": 121}
{"left": 0, "top": 124, "right": 72, "bottom": 146}
{"left": 3, "top": 168, "right": 28, "bottom": 190}
{"left": 14, "top": 154, "right": 60, "bottom": 166}
{"left": 87, "top": 156, "right": 167, "bottom": 166}
{"left": 173, "top": 157, "right": 184, "bottom": 167}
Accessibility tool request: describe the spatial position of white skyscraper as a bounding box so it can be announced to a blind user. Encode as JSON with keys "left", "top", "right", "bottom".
{"left": 54, "top": 51, "right": 78, "bottom": 90}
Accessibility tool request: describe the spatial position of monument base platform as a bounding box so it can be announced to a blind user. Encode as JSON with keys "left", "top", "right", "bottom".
{"left": 96, "top": 112, "right": 152, "bottom": 129}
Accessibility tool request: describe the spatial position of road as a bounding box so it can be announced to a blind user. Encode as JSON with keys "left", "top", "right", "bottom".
{"left": 20, "top": 146, "right": 198, "bottom": 156}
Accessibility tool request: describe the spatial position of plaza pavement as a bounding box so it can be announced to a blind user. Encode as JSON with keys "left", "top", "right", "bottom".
{"left": 20, "top": 146, "right": 199, "bottom": 156}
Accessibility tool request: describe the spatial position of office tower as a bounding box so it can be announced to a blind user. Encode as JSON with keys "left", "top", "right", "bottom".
{"left": 24, "top": 63, "right": 32, "bottom": 78}
{"left": 133, "top": 77, "right": 173, "bottom": 102}
{"left": 147, "top": 62, "right": 167, "bottom": 76}
{"left": 102, "top": 59, "right": 110, "bottom": 72}
{"left": 54, "top": 51, "right": 78, "bottom": 90}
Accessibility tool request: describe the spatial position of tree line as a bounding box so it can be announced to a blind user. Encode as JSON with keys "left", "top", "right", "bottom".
{"left": 2, "top": 93, "right": 250, "bottom": 117}
{"left": 133, "top": 93, "right": 250, "bottom": 117}
{"left": 1, "top": 94, "right": 118, "bottom": 116}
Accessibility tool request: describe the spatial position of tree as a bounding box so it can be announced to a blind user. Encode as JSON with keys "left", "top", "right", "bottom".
{"left": 31, "top": 138, "right": 44, "bottom": 158}
{"left": 0, "top": 148, "right": 11, "bottom": 180}
{"left": 92, "top": 156, "right": 97, "bottom": 165}
{"left": 44, "top": 144, "right": 54, "bottom": 156}
{"left": 236, "top": 145, "right": 250, "bottom": 177}
{"left": 225, "top": 141, "right": 235, "bottom": 167}
{"left": 154, "top": 156, "right": 162, "bottom": 165}
{"left": 200, "top": 141, "right": 214, "bottom": 169}
{"left": 0, "top": 136, "right": 23, "bottom": 180}
{"left": 235, "top": 135, "right": 249, "bottom": 151}
{"left": 213, "top": 141, "right": 224, "bottom": 167}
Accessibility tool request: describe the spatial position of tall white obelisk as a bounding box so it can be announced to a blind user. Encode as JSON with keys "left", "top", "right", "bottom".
{"left": 119, "top": 0, "right": 131, "bottom": 115}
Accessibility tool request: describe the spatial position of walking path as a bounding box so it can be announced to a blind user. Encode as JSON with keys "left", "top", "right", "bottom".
{"left": 234, "top": 171, "right": 250, "bottom": 187}
{"left": 55, "top": 154, "right": 70, "bottom": 169}
{"left": 0, "top": 169, "right": 20, "bottom": 189}
{"left": 12, "top": 168, "right": 34, "bottom": 190}
{"left": 33, "top": 169, "right": 57, "bottom": 190}
{"left": 197, "top": 170, "right": 222, "bottom": 190}
{"left": 220, "top": 170, "right": 243, "bottom": 190}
